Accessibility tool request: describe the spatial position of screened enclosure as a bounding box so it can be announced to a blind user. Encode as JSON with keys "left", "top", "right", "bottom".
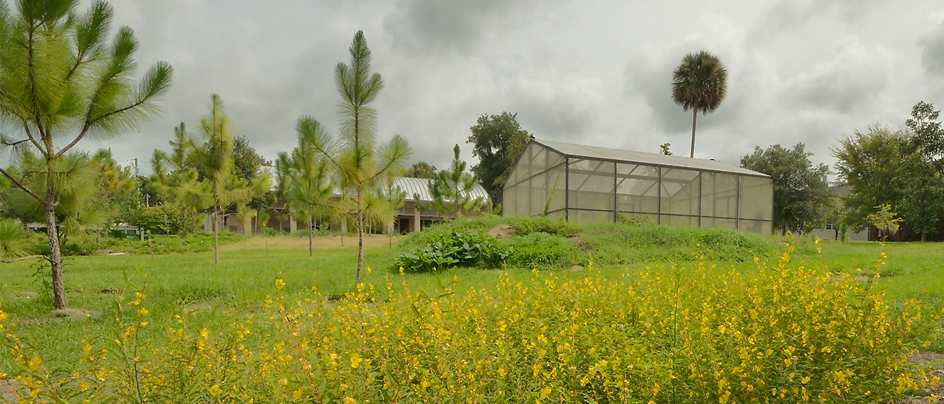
{"left": 503, "top": 139, "right": 774, "bottom": 234}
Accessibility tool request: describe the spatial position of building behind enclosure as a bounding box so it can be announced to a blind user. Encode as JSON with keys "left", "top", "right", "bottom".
{"left": 252, "top": 177, "right": 489, "bottom": 235}
{"left": 502, "top": 139, "right": 774, "bottom": 234}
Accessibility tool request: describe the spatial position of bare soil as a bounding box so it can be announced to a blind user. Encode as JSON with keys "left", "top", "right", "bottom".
{"left": 893, "top": 352, "right": 944, "bottom": 403}
{"left": 220, "top": 234, "right": 401, "bottom": 251}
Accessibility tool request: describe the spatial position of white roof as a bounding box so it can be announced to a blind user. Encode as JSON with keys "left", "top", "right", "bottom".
{"left": 392, "top": 177, "right": 490, "bottom": 204}
{"left": 536, "top": 139, "right": 770, "bottom": 178}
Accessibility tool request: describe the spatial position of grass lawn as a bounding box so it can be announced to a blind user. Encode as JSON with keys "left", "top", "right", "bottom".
{"left": 2, "top": 235, "right": 942, "bottom": 359}
{"left": 0, "top": 232, "right": 942, "bottom": 402}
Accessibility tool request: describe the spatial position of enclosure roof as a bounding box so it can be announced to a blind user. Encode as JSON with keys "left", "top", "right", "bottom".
{"left": 392, "top": 177, "right": 490, "bottom": 204}
{"left": 535, "top": 139, "right": 770, "bottom": 178}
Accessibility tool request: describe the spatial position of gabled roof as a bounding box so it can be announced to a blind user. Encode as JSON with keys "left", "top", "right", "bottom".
{"left": 392, "top": 177, "right": 490, "bottom": 204}
{"left": 535, "top": 139, "right": 770, "bottom": 178}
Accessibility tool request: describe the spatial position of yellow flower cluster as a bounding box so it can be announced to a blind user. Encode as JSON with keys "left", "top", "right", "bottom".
{"left": 0, "top": 250, "right": 935, "bottom": 403}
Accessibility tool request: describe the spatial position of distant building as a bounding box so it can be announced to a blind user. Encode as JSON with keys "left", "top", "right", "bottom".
{"left": 232, "top": 177, "right": 489, "bottom": 235}
{"left": 809, "top": 185, "right": 871, "bottom": 241}
{"left": 502, "top": 139, "right": 774, "bottom": 234}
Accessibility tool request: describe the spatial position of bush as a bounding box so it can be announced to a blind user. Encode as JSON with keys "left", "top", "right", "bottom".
{"left": 507, "top": 232, "right": 580, "bottom": 269}
{"left": 396, "top": 231, "right": 509, "bottom": 272}
{"left": 290, "top": 228, "right": 330, "bottom": 238}
{"left": 0, "top": 218, "right": 29, "bottom": 260}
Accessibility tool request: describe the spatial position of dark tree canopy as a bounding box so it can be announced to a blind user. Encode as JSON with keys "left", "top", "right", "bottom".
{"left": 233, "top": 135, "right": 268, "bottom": 181}
{"left": 467, "top": 112, "right": 531, "bottom": 208}
{"left": 902, "top": 102, "right": 944, "bottom": 237}
{"left": 403, "top": 162, "right": 437, "bottom": 179}
{"left": 741, "top": 143, "right": 830, "bottom": 234}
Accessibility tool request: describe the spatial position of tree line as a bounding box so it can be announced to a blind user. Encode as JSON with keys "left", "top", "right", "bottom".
{"left": 741, "top": 101, "right": 944, "bottom": 240}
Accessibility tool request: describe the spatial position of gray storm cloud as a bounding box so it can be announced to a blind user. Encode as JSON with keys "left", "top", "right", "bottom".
{"left": 58, "top": 0, "right": 943, "bottom": 177}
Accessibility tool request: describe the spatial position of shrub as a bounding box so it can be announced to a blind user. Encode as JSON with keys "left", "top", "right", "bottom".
{"left": 507, "top": 232, "right": 580, "bottom": 269}
{"left": 396, "top": 231, "right": 508, "bottom": 272}
{"left": 290, "top": 228, "right": 330, "bottom": 238}
{"left": 0, "top": 219, "right": 29, "bottom": 260}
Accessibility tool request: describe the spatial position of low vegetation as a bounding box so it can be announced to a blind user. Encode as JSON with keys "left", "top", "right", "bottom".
{"left": 394, "top": 216, "right": 778, "bottom": 270}
{"left": 0, "top": 217, "right": 941, "bottom": 402}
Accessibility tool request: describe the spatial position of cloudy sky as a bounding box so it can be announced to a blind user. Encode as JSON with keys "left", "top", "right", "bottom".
{"left": 77, "top": 0, "right": 944, "bottom": 177}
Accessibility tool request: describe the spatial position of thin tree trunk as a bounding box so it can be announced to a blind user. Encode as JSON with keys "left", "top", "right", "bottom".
{"left": 309, "top": 215, "right": 314, "bottom": 257}
{"left": 213, "top": 195, "right": 220, "bottom": 265}
{"left": 44, "top": 201, "right": 67, "bottom": 310}
{"left": 690, "top": 109, "right": 697, "bottom": 158}
{"left": 356, "top": 191, "right": 365, "bottom": 282}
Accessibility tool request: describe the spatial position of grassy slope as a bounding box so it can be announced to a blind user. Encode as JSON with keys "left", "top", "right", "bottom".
{"left": 0, "top": 227, "right": 943, "bottom": 369}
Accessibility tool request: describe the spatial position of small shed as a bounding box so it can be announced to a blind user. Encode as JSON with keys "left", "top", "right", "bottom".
{"left": 502, "top": 139, "right": 774, "bottom": 234}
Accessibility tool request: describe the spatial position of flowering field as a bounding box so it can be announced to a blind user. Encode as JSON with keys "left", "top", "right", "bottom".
{"left": 0, "top": 240, "right": 939, "bottom": 403}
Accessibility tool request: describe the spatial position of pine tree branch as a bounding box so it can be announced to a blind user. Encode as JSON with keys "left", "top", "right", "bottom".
{"left": 0, "top": 165, "right": 44, "bottom": 203}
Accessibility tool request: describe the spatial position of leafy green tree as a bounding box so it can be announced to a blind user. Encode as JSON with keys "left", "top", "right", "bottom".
{"left": 741, "top": 143, "right": 830, "bottom": 234}
{"left": 233, "top": 136, "right": 267, "bottom": 181}
{"left": 91, "top": 149, "right": 136, "bottom": 237}
{"left": 671, "top": 51, "right": 727, "bottom": 158}
{"left": 0, "top": 0, "right": 172, "bottom": 309}
{"left": 192, "top": 94, "right": 251, "bottom": 264}
{"left": 867, "top": 203, "right": 902, "bottom": 241}
{"left": 404, "top": 162, "right": 436, "bottom": 179}
{"left": 426, "top": 144, "right": 484, "bottom": 218}
{"left": 659, "top": 143, "right": 672, "bottom": 156}
{"left": 279, "top": 120, "right": 335, "bottom": 257}
{"left": 832, "top": 126, "right": 911, "bottom": 232}
{"left": 901, "top": 101, "right": 944, "bottom": 240}
{"left": 467, "top": 112, "right": 531, "bottom": 208}
{"left": 302, "top": 31, "right": 412, "bottom": 281}
{"left": 907, "top": 101, "right": 944, "bottom": 167}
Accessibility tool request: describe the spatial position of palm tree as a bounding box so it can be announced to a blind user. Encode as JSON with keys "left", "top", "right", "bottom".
{"left": 303, "top": 31, "right": 412, "bottom": 281}
{"left": 671, "top": 51, "right": 727, "bottom": 158}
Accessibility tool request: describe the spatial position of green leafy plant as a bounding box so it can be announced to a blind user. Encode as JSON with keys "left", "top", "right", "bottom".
{"left": 396, "top": 231, "right": 508, "bottom": 272}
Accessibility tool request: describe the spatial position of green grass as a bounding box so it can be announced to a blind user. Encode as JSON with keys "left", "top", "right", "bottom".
{"left": 1, "top": 228, "right": 943, "bottom": 376}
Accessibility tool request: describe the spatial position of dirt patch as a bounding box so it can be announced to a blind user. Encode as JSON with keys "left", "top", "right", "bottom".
{"left": 53, "top": 308, "right": 101, "bottom": 320}
{"left": 488, "top": 224, "right": 515, "bottom": 240}
{"left": 221, "top": 234, "right": 399, "bottom": 251}
{"left": 893, "top": 352, "right": 944, "bottom": 403}
{"left": 183, "top": 302, "right": 212, "bottom": 312}
{"left": 0, "top": 379, "right": 21, "bottom": 402}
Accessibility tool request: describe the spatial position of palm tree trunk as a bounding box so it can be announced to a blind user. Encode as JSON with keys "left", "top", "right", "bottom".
{"left": 44, "top": 198, "right": 67, "bottom": 310}
{"left": 690, "top": 109, "right": 697, "bottom": 158}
